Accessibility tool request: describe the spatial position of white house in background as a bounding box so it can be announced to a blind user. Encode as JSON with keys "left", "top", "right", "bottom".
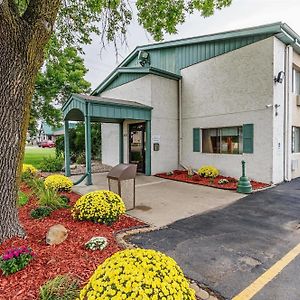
{"left": 66, "top": 22, "right": 300, "bottom": 184}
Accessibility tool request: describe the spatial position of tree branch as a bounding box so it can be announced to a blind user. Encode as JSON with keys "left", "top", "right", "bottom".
{"left": 0, "top": 0, "right": 20, "bottom": 25}
{"left": 22, "top": 0, "right": 61, "bottom": 31}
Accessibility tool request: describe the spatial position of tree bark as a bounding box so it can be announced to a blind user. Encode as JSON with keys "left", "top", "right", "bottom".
{"left": 0, "top": 0, "right": 60, "bottom": 243}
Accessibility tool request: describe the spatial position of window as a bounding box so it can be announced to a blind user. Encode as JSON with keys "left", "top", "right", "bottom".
{"left": 292, "top": 126, "right": 300, "bottom": 153}
{"left": 293, "top": 68, "right": 300, "bottom": 95}
{"left": 202, "top": 126, "right": 243, "bottom": 154}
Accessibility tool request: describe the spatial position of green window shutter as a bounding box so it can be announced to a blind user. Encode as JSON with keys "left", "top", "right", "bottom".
{"left": 243, "top": 124, "right": 254, "bottom": 153}
{"left": 193, "top": 128, "right": 201, "bottom": 152}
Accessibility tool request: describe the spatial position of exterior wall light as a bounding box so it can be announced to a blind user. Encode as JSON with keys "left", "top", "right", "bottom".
{"left": 274, "top": 71, "right": 285, "bottom": 84}
{"left": 138, "top": 50, "right": 150, "bottom": 67}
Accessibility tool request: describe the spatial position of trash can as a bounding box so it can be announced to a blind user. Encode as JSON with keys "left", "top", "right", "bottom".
{"left": 107, "top": 164, "right": 137, "bottom": 211}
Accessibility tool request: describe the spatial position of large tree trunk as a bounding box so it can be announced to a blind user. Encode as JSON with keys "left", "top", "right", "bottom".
{"left": 0, "top": 0, "right": 60, "bottom": 243}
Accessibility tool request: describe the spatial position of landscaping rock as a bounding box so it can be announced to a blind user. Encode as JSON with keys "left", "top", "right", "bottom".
{"left": 70, "top": 164, "right": 77, "bottom": 170}
{"left": 190, "top": 283, "right": 210, "bottom": 300}
{"left": 46, "top": 224, "right": 68, "bottom": 245}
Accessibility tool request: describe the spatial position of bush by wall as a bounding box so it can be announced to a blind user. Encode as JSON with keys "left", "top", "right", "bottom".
{"left": 72, "top": 190, "right": 125, "bottom": 225}
{"left": 79, "top": 248, "right": 196, "bottom": 300}
{"left": 198, "top": 165, "right": 219, "bottom": 178}
{"left": 38, "top": 156, "right": 64, "bottom": 172}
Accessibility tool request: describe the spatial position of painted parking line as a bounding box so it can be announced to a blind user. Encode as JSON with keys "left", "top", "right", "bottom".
{"left": 232, "top": 243, "right": 300, "bottom": 300}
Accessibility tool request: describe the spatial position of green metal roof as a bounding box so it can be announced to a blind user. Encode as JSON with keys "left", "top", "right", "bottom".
{"left": 101, "top": 66, "right": 181, "bottom": 92}
{"left": 63, "top": 94, "right": 152, "bottom": 122}
{"left": 92, "top": 22, "right": 300, "bottom": 95}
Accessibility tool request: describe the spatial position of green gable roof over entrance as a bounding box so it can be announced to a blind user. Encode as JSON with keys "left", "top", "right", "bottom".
{"left": 63, "top": 94, "right": 152, "bottom": 123}
{"left": 93, "top": 22, "right": 300, "bottom": 95}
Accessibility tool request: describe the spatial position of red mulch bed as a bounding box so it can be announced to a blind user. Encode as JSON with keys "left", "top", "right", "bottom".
{"left": 0, "top": 184, "right": 146, "bottom": 300}
{"left": 156, "top": 170, "right": 270, "bottom": 191}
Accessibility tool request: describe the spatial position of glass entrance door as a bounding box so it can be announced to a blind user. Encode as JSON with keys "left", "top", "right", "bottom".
{"left": 129, "top": 123, "right": 145, "bottom": 173}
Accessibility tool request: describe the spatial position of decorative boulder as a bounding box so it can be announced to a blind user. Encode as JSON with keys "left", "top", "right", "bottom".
{"left": 46, "top": 224, "right": 68, "bottom": 245}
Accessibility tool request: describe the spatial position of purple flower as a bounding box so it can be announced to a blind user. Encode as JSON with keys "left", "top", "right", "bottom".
{"left": 1, "top": 246, "right": 34, "bottom": 262}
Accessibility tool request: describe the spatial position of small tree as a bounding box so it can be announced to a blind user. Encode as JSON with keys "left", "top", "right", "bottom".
{"left": 0, "top": 0, "right": 232, "bottom": 242}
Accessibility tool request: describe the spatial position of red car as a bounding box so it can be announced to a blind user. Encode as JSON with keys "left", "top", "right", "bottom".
{"left": 40, "top": 140, "right": 55, "bottom": 148}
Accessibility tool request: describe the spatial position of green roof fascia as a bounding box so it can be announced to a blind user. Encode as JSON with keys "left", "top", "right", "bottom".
{"left": 85, "top": 98, "right": 152, "bottom": 111}
{"left": 135, "top": 22, "right": 282, "bottom": 51}
{"left": 118, "top": 67, "right": 182, "bottom": 80}
{"left": 62, "top": 94, "right": 86, "bottom": 111}
{"left": 92, "top": 22, "right": 300, "bottom": 95}
{"left": 93, "top": 67, "right": 181, "bottom": 95}
{"left": 276, "top": 24, "right": 300, "bottom": 53}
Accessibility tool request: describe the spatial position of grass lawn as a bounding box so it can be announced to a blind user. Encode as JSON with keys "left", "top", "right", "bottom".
{"left": 24, "top": 146, "right": 56, "bottom": 167}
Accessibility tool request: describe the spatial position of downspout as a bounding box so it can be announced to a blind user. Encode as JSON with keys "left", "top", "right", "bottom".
{"left": 178, "top": 79, "right": 187, "bottom": 169}
{"left": 284, "top": 45, "right": 291, "bottom": 181}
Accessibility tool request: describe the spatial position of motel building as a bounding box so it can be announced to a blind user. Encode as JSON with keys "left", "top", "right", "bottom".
{"left": 63, "top": 22, "right": 300, "bottom": 185}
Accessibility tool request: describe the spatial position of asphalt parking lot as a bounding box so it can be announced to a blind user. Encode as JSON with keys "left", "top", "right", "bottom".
{"left": 130, "top": 179, "right": 300, "bottom": 299}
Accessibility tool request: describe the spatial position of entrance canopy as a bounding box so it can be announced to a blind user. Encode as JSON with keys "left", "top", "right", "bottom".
{"left": 62, "top": 94, "right": 153, "bottom": 185}
{"left": 63, "top": 94, "right": 152, "bottom": 123}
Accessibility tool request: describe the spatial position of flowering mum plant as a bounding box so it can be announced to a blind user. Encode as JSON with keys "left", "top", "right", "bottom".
{"left": 0, "top": 246, "right": 35, "bottom": 276}
{"left": 79, "top": 248, "right": 196, "bottom": 300}
{"left": 85, "top": 237, "right": 108, "bottom": 251}
{"left": 21, "top": 164, "right": 37, "bottom": 181}
{"left": 198, "top": 165, "right": 219, "bottom": 178}
{"left": 72, "top": 190, "right": 125, "bottom": 225}
{"left": 44, "top": 174, "right": 73, "bottom": 192}
{"left": 22, "top": 164, "right": 37, "bottom": 175}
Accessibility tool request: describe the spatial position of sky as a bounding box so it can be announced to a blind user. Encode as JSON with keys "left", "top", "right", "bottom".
{"left": 82, "top": 0, "right": 300, "bottom": 90}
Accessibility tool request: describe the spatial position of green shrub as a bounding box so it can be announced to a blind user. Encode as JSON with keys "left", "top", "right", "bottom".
{"left": 55, "top": 123, "right": 101, "bottom": 162}
{"left": 60, "top": 195, "right": 70, "bottom": 205}
{"left": 38, "top": 156, "right": 64, "bottom": 172}
{"left": 30, "top": 206, "right": 52, "bottom": 219}
{"left": 39, "top": 188, "right": 69, "bottom": 209}
{"left": 75, "top": 152, "right": 85, "bottom": 164}
{"left": 27, "top": 177, "right": 67, "bottom": 210}
{"left": 72, "top": 190, "right": 126, "bottom": 225}
{"left": 18, "top": 191, "right": 29, "bottom": 207}
{"left": 198, "top": 165, "right": 220, "bottom": 178}
{"left": 39, "top": 275, "right": 80, "bottom": 300}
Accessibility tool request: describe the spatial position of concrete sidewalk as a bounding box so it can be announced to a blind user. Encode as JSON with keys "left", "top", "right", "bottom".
{"left": 71, "top": 173, "right": 244, "bottom": 227}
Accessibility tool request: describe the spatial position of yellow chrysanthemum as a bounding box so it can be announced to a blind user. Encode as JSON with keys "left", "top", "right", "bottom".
{"left": 198, "top": 165, "right": 219, "bottom": 178}
{"left": 22, "top": 164, "right": 37, "bottom": 175}
{"left": 72, "top": 190, "right": 125, "bottom": 224}
{"left": 44, "top": 174, "right": 73, "bottom": 192}
{"left": 79, "top": 249, "right": 196, "bottom": 300}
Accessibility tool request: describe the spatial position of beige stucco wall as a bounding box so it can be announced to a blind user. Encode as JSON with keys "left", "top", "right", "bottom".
{"left": 181, "top": 37, "right": 275, "bottom": 183}
{"left": 101, "top": 123, "right": 119, "bottom": 167}
{"left": 101, "top": 75, "right": 179, "bottom": 174}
